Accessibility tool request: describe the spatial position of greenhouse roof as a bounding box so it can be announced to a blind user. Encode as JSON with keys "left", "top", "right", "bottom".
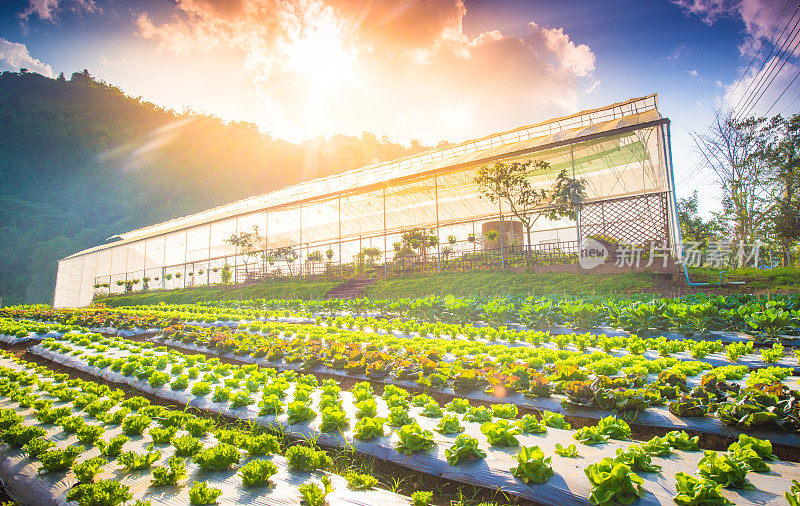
{"left": 65, "top": 94, "right": 665, "bottom": 259}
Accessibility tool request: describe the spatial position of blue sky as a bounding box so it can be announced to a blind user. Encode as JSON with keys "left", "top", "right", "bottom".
{"left": 1, "top": 0, "right": 798, "bottom": 216}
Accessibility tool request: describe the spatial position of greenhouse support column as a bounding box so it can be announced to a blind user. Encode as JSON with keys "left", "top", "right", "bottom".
{"left": 338, "top": 194, "right": 342, "bottom": 279}
{"left": 143, "top": 240, "right": 148, "bottom": 289}
{"left": 382, "top": 187, "right": 387, "bottom": 277}
{"left": 264, "top": 210, "right": 269, "bottom": 276}
{"left": 183, "top": 229, "right": 188, "bottom": 289}
{"left": 434, "top": 175, "right": 441, "bottom": 273}
{"left": 207, "top": 225, "right": 212, "bottom": 286}
{"left": 298, "top": 205, "right": 303, "bottom": 279}
{"left": 499, "top": 200, "right": 505, "bottom": 269}
{"left": 234, "top": 217, "right": 239, "bottom": 284}
{"left": 162, "top": 235, "right": 167, "bottom": 290}
{"left": 571, "top": 142, "right": 582, "bottom": 247}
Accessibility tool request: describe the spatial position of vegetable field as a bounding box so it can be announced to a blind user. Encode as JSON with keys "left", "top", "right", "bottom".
{"left": 1, "top": 292, "right": 800, "bottom": 505}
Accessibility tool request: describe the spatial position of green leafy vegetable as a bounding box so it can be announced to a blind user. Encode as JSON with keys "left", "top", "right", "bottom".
{"left": 444, "top": 434, "right": 486, "bottom": 466}
{"left": 189, "top": 481, "right": 222, "bottom": 505}
{"left": 554, "top": 443, "right": 579, "bottom": 458}
{"left": 584, "top": 458, "right": 644, "bottom": 506}
{"left": 151, "top": 456, "right": 187, "bottom": 486}
{"left": 395, "top": 423, "right": 435, "bottom": 455}
{"left": 510, "top": 445, "right": 553, "bottom": 484}
{"left": 239, "top": 458, "right": 278, "bottom": 487}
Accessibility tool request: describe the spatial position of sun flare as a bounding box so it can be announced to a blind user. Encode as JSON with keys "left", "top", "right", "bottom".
{"left": 285, "top": 14, "right": 357, "bottom": 93}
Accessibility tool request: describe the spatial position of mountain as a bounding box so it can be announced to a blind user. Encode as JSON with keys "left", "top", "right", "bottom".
{"left": 0, "top": 69, "right": 430, "bottom": 305}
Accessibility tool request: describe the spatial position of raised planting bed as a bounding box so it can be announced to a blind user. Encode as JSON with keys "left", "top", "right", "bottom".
{"left": 27, "top": 334, "right": 800, "bottom": 506}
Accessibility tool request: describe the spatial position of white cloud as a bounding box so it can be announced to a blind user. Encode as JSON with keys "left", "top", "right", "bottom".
{"left": 19, "top": 0, "right": 99, "bottom": 23}
{"left": 723, "top": 57, "right": 800, "bottom": 114}
{"left": 0, "top": 39, "right": 54, "bottom": 77}
{"left": 672, "top": 0, "right": 800, "bottom": 58}
{"left": 688, "top": 69, "right": 699, "bottom": 77}
{"left": 134, "top": 0, "right": 597, "bottom": 143}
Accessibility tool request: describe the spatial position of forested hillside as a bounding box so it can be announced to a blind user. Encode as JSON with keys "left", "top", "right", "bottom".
{"left": 0, "top": 69, "right": 430, "bottom": 305}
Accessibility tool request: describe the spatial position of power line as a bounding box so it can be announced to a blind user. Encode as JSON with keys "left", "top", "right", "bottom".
{"left": 724, "top": 0, "right": 792, "bottom": 108}
{"left": 779, "top": 86, "right": 800, "bottom": 115}
{"left": 732, "top": 2, "right": 800, "bottom": 114}
{"left": 763, "top": 68, "right": 800, "bottom": 116}
{"left": 738, "top": 24, "right": 800, "bottom": 117}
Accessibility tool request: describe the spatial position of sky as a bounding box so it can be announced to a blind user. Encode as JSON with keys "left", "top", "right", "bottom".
{"left": 1, "top": 0, "right": 799, "bottom": 217}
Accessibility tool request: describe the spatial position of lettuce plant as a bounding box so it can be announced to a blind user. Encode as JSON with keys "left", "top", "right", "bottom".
{"left": 786, "top": 479, "right": 800, "bottom": 506}
{"left": 445, "top": 434, "right": 486, "bottom": 466}
{"left": 480, "top": 420, "right": 522, "bottom": 447}
{"left": 412, "top": 491, "right": 433, "bottom": 506}
{"left": 510, "top": 445, "right": 553, "bottom": 484}
{"left": 387, "top": 406, "right": 414, "bottom": 427}
{"left": 445, "top": 398, "right": 470, "bottom": 413}
{"left": 39, "top": 445, "right": 84, "bottom": 472}
{"left": 149, "top": 426, "right": 178, "bottom": 445}
{"left": 345, "top": 471, "right": 378, "bottom": 490}
{"left": 674, "top": 472, "right": 733, "bottom": 506}
{"left": 189, "top": 481, "right": 222, "bottom": 505}
{"left": 515, "top": 414, "right": 547, "bottom": 433}
{"left": 286, "top": 401, "right": 316, "bottom": 425}
{"left": 355, "top": 398, "right": 378, "bottom": 418}
{"left": 435, "top": 414, "right": 464, "bottom": 434}
{"left": 574, "top": 426, "right": 609, "bottom": 445}
{"left": 121, "top": 413, "right": 151, "bottom": 435}
{"left": 98, "top": 435, "right": 129, "bottom": 457}
{"left": 193, "top": 443, "right": 240, "bottom": 471}
{"left": 285, "top": 445, "right": 331, "bottom": 472}
{"left": 67, "top": 479, "right": 132, "bottom": 506}
{"left": 697, "top": 450, "right": 753, "bottom": 490}
{"left": 184, "top": 417, "right": 214, "bottom": 437}
{"left": 242, "top": 434, "right": 280, "bottom": 456}
{"left": 73, "top": 456, "right": 106, "bottom": 484}
{"left": 554, "top": 443, "right": 579, "bottom": 458}
{"left": 173, "top": 435, "right": 204, "bottom": 457}
{"left": 491, "top": 403, "right": 518, "bottom": 419}
{"left": 640, "top": 436, "right": 672, "bottom": 457}
{"left": 463, "top": 406, "right": 493, "bottom": 423}
{"left": 584, "top": 458, "right": 644, "bottom": 506}
{"left": 728, "top": 434, "right": 776, "bottom": 460}
{"left": 395, "top": 423, "right": 435, "bottom": 455}
{"left": 24, "top": 437, "right": 55, "bottom": 458}
{"left": 354, "top": 416, "right": 386, "bottom": 441}
{"left": 151, "top": 456, "right": 187, "bottom": 486}
{"left": 664, "top": 430, "right": 700, "bottom": 451}
{"left": 420, "top": 402, "right": 443, "bottom": 418}
{"left": 299, "top": 476, "right": 334, "bottom": 506}
{"left": 2, "top": 424, "right": 46, "bottom": 447}
{"left": 319, "top": 407, "right": 349, "bottom": 433}
{"left": 614, "top": 445, "right": 662, "bottom": 473}
{"left": 239, "top": 458, "right": 278, "bottom": 487}
{"left": 118, "top": 449, "right": 161, "bottom": 470}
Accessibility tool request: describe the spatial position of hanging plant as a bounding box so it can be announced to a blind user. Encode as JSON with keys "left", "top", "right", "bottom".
{"left": 164, "top": 274, "right": 173, "bottom": 281}
{"left": 198, "top": 269, "right": 204, "bottom": 275}
{"left": 175, "top": 272, "right": 182, "bottom": 279}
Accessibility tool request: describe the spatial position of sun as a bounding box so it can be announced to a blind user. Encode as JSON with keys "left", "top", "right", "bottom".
{"left": 285, "top": 13, "right": 357, "bottom": 93}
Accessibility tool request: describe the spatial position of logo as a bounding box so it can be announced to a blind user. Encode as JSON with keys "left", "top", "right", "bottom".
{"left": 579, "top": 237, "right": 608, "bottom": 270}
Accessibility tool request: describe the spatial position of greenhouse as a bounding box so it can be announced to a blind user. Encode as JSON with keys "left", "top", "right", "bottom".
{"left": 54, "top": 94, "right": 679, "bottom": 307}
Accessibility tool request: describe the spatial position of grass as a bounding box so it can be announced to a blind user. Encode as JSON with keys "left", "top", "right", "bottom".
{"left": 686, "top": 267, "right": 800, "bottom": 292}
{"left": 363, "top": 270, "right": 660, "bottom": 299}
{"left": 97, "top": 280, "right": 338, "bottom": 307}
{"left": 97, "top": 266, "right": 800, "bottom": 307}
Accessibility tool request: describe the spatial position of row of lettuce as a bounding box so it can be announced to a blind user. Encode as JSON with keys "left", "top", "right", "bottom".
{"left": 0, "top": 352, "right": 428, "bottom": 506}
{"left": 196, "top": 293, "right": 800, "bottom": 339}
{"left": 27, "top": 331, "right": 800, "bottom": 506}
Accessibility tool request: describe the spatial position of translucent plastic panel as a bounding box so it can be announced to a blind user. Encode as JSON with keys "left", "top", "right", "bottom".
{"left": 384, "top": 178, "right": 437, "bottom": 234}
{"left": 436, "top": 170, "right": 498, "bottom": 224}
{"left": 187, "top": 225, "right": 210, "bottom": 263}
{"left": 127, "top": 241, "right": 146, "bottom": 273}
{"left": 339, "top": 189, "right": 385, "bottom": 241}
{"left": 163, "top": 231, "right": 186, "bottom": 267}
{"left": 210, "top": 219, "right": 236, "bottom": 259}
{"left": 144, "top": 236, "right": 164, "bottom": 271}
{"left": 95, "top": 249, "right": 113, "bottom": 278}
{"left": 267, "top": 207, "right": 301, "bottom": 249}
{"left": 111, "top": 244, "right": 128, "bottom": 276}
{"left": 301, "top": 199, "right": 340, "bottom": 245}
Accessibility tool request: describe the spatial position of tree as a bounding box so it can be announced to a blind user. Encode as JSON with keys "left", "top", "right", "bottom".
{"left": 473, "top": 160, "right": 586, "bottom": 248}
{"left": 225, "top": 226, "right": 265, "bottom": 276}
{"left": 692, "top": 110, "right": 772, "bottom": 248}
{"left": 676, "top": 191, "right": 721, "bottom": 249}
{"left": 760, "top": 114, "right": 800, "bottom": 266}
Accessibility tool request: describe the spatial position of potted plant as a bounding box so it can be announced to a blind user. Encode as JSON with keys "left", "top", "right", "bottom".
{"left": 220, "top": 263, "right": 232, "bottom": 284}
{"left": 142, "top": 277, "right": 151, "bottom": 290}
{"left": 325, "top": 249, "right": 334, "bottom": 261}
